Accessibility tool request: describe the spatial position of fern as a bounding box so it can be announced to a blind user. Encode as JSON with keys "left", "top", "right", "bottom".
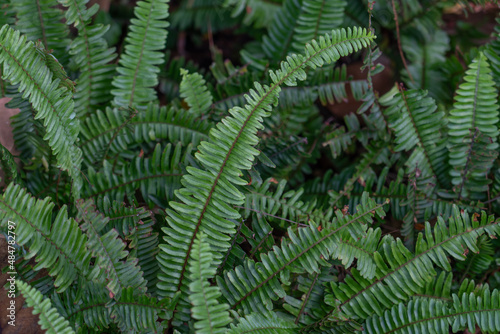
{"left": 180, "top": 68, "right": 213, "bottom": 118}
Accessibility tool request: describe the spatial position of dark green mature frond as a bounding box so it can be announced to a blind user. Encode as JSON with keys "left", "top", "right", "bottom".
{"left": 188, "top": 233, "right": 231, "bottom": 333}
{"left": 157, "top": 26, "right": 376, "bottom": 325}
{"left": 316, "top": 207, "right": 500, "bottom": 329}
{"left": 84, "top": 143, "right": 189, "bottom": 209}
{"left": 0, "top": 184, "right": 92, "bottom": 292}
{"left": 180, "top": 68, "right": 213, "bottom": 118}
{"left": 485, "top": 17, "right": 500, "bottom": 88}
{"left": 383, "top": 88, "right": 448, "bottom": 185}
{"left": 76, "top": 199, "right": 146, "bottom": 300}
{"left": 170, "top": 0, "right": 238, "bottom": 33}
{"left": 218, "top": 194, "right": 386, "bottom": 315}
{"left": 364, "top": 289, "right": 500, "bottom": 334}
{"left": 0, "top": 143, "right": 18, "bottom": 184}
{"left": 58, "top": 0, "right": 117, "bottom": 118}
{"left": 80, "top": 104, "right": 211, "bottom": 167}
{"left": 227, "top": 312, "right": 298, "bottom": 333}
{"left": 111, "top": 0, "right": 169, "bottom": 110}
{"left": 12, "top": 0, "right": 70, "bottom": 66}
{"left": 225, "top": 0, "right": 281, "bottom": 28}
{"left": 16, "top": 280, "right": 75, "bottom": 334}
{"left": 448, "top": 52, "right": 499, "bottom": 200}
{"left": 0, "top": 25, "right": 83, "bottom": 198}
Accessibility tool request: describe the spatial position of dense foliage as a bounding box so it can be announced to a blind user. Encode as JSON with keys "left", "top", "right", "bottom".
{"left": 1, "top": 0, "right": 500, "bottom": 333}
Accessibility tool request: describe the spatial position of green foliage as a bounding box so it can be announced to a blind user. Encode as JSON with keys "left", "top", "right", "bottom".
{"left": 2, "top": 1, "right": 500, "bottom": 333}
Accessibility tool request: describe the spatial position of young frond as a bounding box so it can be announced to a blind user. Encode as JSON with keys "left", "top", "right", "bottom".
{"left": 179, "top": 68, "right": 213, "bottom": 118}
{"left": 0, "top": 25, "right": 83, "bottom": 198}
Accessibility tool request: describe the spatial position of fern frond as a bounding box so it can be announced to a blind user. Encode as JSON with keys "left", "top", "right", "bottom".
{"left": 179, "top": 68, "right": 213, "bottom": 118}
{"left": 485, "top": 17, "right": 500, "bottom": 88}
{"left": 218, "top": 194, "right": 386, "bottom": 315}
{"left": 0, "top": 143, "right": 18, "bottom": 184}
{"left": 0, "top": 184, "right": 92, "bottom": 292}
{"left": 16, "top": 280, "right": 75, "bottom": 334}
{"left": 316, "top": 206, "right": 500, "bottom": 328}
{"left": 76, "top": 199, "right": 146, "bottom": 300}
{"left": 157, "top": 26, "right": 376, "bottom": 325}
{"left": 227, "top": 312, "right": 298, "bottom": 333}
{"left": 188, "top": 233, "right": 231, "bottom": 333}
{"left": 111, "top": 0, "right": 170, "bottom": 109}
{"left": 58, "top": 0, "right": 117, "bottom": 118}
{"left": 84, "top": 143, "right": 189, "bottom": 209}
{"left": 383, "top": 88, "right": 448, "bottom": 185}
{"left": 12, "top": 0, "right": 70, "bottom": 66}
{"left": 448, "top": 52, "right": 499, "bottom": 200}
{"left": 80, "top": 104, "right": 211, "bottom": 167}
{"left": 224, "top": 0, "right": 281, "bottom": 28}
{"left": 0, "top": 25, "right": 83, "bottom": 198}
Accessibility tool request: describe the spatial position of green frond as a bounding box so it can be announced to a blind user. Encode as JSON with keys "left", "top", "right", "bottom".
{"left": 111, "top": 0, "right": 170, "bottom": 110}
{"left": 76, "top": 199, "right": 146, "bottom": 300}
{"left": 364, "top": 289, "right": 500, "bottom": 334}
{"left": 179, "top": 68, "right": 213, "bottom": 118}
{"left": 0, "top": 143, "right": 18, "bottom": 183}
{"left": 58, "top": 0, "right": 117, "bottom": 118}
{"left": 291, "top": 0, "right": 347, "bottom": 52}
{"left": 170, "top": 0, "right": 237, "bottom": 33}
{"left": 80, "top": 104, "right": 211, "bottom": 167}
{"left": 188, "top": 233, "right": 231, "bottom": 333}
{"left": 0, "top": 184, "right": 92, "bottom": 292}
{"left": 0, "top": 25, "right": 83, "bottom": 198}
{"left": 16, "top": 280, "right": 75, "bottom": 334}
{"left": 227, "top": 312, "right": 298, "bottom": 333}
{"left": 448, "top": 52, "right": 499, "bottom": 200}
{"left": 84, "top": 143, "right": 189, "bottom": 209}
{"left": 224, "top": 0, "right": 281, "bottom": 28}
{"left": 383, "top": 88, "right": 448, "bottom": 185}
{"left": 218, "top": 194, "right": 385, "bottom": 315}
{"left": 157, "top": 26, "right": 375, "bottom": 324}
{"left": 317, "top": 207, "right": 500, "bottom": 328}
{"left": 485, "top": 17, "right": 500, "bottom": 88}
{"left": 12, "top": 0, "right": 70, "bottom": 66}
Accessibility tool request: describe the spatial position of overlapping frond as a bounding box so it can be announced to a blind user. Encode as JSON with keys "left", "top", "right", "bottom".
{"left": 383, "top": 88, "right": 448, "bottom": 184}
{"left": 188, "top": 233, "right": 231, "bottom": 333}
{"left": 58, "top": 0, "right": 117, "bottom": 118}
{"left": 0, "top": 184, "right": 92, "bottom": 292}
{"left": 111, "top": 0, "right": 169, "bottom": 109}
{"left": 0, "top": 25, "right": 83, "bottom": 198}
{"left": 76, "top": 199, "right": 146, "bottom": 300}
{"left": 179, "top": 68, "right": 213, "bottom": 118}
{"left": 84, "top": 143, "right": 189, "bottom": 209}
{"left": 16, "top": 280, "right": 75, "bottom": 334}
{"left": 227, "top": 312, "right": 298, "bottom": 333}
{"left": 157, "top": 27, "right": 376, "bottom": 326}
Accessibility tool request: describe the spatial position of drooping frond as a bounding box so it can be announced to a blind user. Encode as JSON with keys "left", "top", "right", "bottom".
{"left": 188, "top": 233, "right": 231, "bottom": 333}
{"left": 84, "top": 143, "right": 189, "bottom": 209}
{"left": 16, "top": 280, "right": 75, "bottom": 334}
{"left": 0, "top": 184, "right": 92, "bottom": 292}
{"left": 58, "top": 0, "right": 117, "bottom": 118}
{"left": 76, "top": 199, "right": 146, "bottom": 300}
{"left": 179, "top": 68, "right": 213, "bottom": 118}
{"left": 157, "top": 27, "right": 376, "bottom": 326}
{"left": 227, "top": 312, "right": 298, "bottom": 333}
{"left": 218, "top": 194, "right": 386, "bottom": 315}
{"left": 447, "top": 52, "right": 499, "bottom": 200}
{"left": 0, "top": 25, "right": 83, "bottom": 198}
{"left": 111, "top": 0, "right": 170, "bottom": 110}
{"left": 383, "top": 88, "right": 448, "bottom": 185}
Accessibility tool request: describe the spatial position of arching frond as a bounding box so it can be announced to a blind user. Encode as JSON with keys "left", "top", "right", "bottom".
{"left": 179, "top": 68, "right": 213, "bottom": 118}
{"left": 0, "top": 25, "right": 83, "bottom": 198}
